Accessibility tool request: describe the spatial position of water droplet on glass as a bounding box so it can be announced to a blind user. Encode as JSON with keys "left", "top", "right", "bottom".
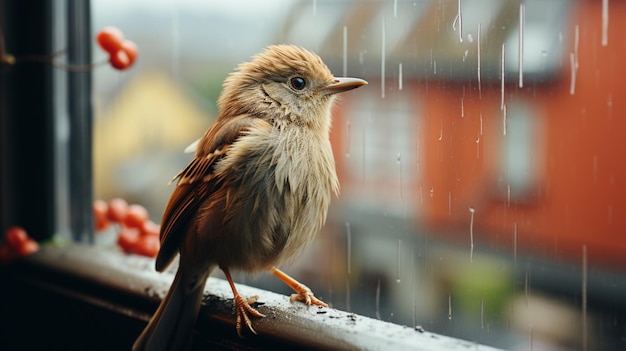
{"left": 396, "top": 239, "right": 402, "bottom": 283}
{"left": 501, "top": 44, "right": 506, "bottom": 111}
{"left": 477, "top": 23, "right": 482, "bottom": 99}
{"left": 381, "top": 17, "right": 386, "bottom": 98}
{"left": 398, "top": 63, "right": 403, "bottom": 91}
{"left": 502, "top": 104, "right": 508, "bottom": 136}
{"left": 466, "top": 33, "right": 474, "bottom": 43}
{"left": 480, "top": 299, "right": 484, "bottom": 329}
{"left": 518, "top": 3, "right": 525, "bottom": 88}
{"left": 570, "top": 25, "right": 579, "bottom": 95}
{"left": 602, "top": 0, "right": 608, "bottom": 46}
{"left": 453, "top": 0, "right": 463, "bottom": 43}
{"left": 376, "top": 278, "right": 381, "bottom": 320}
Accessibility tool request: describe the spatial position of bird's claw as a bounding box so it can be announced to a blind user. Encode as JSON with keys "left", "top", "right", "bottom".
{"left": 289, "top": 286, "right": 328, "bottom": 307}
{"left": 234, "top": 294, "right": 265, "bottom": 338}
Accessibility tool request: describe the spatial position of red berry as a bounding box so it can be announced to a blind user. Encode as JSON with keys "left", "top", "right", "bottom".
{"left": 96, "top": 27, "right": 124, "bottom": 54}
{"left": 93, "top": 199, "right": 110, "bottom": 231}
{"left": 15, "top": 240, "right": 39, "bottom": 256}
{"left": 124, "top": 204, "right": 149, "bottom": 229}
{"left": 109, "top": 50, "right": 131, "bottom": 70}
{"left": 141, "top": 220, "right": 160, "bottom": 237}
{"left": 121, "top": 40, "right": 138, "bottom": 67}
{"left": 107, "top": 198, "right": 128, "bottom": 223}
{"left": 134, "top": 234, "right": 160, "bottom": 258}
{"left": 4, "top": 226, "right": 29, "bottom": 251}
{"left": 117, "top": 226, "right": 140, "bottom": 252}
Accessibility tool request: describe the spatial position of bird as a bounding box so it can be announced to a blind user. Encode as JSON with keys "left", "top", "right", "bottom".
{"left": 132, "top": 44, "right": 367, "bottom": 350}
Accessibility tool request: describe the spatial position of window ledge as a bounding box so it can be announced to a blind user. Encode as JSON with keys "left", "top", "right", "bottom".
{"left": 0, "top": 244, "right": 501, "bottom": 350}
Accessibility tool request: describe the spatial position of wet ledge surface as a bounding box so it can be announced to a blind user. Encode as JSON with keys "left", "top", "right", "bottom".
{"left": 0, "top": 244, "right": 501, "bottom": 350}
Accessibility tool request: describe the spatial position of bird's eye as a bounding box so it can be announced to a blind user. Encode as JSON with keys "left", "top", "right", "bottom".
{"left": 289, "top": 77, "right": 306, "bottom": 91}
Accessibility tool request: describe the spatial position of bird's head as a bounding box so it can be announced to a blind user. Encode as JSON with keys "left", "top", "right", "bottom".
{"left": 217, "top": 44, "right": 367, "bottom": 132}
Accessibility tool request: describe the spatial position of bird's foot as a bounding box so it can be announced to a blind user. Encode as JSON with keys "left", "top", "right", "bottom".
{"left": 234, "top": 294, "right": 265, "bottom": 338}
{"left": 288, "top": 285, "right": 328, "bottom": 307}
{"left": 271, "top": 267, "right": 328, "bottom": 307}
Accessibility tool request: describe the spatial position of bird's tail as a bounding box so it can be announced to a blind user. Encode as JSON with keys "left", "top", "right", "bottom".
{"left": 132, "top": 268, "right": 208, "bottom": 351}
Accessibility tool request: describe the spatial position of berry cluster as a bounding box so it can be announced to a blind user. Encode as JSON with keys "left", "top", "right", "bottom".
{"left": 96, "top": 27, "right": 138, "bottom": 70}
{"left": 94, "top": 198, "right": 160, "bottom": 257}
{"left": 0, "top": 227, "right": 39, "bottom": 264}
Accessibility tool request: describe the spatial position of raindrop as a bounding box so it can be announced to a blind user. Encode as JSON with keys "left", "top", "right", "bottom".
{"left": 461, "top": 96, "right": 465, "bottom": 118}
{"left": 396, "top": 152, "right": 401, "bottom": 164}
{"left": 462, "top": 49, "right": 469, "bottom": 62}
{"left": 466, "top": 33, "right": 474, "bottom": 43}
{"left": 448, "top": 191, "right": 452, "bottom": 216}
{"left": 346, "top": 222, "right": 352, "bottom": 275}
{"left": 475, "top": 137, "right": 480, "bottom": 159}
{"left": 312, "top": 0, "right": 317, "bottom": 16}
{"left": 602, "top": 0, "right": 609, "bottom": 46}
{"left": 398, "top": 63, "right": 403, "bottom": 90}
{"left": 529, "top": 324, "right": 534, "bottom": 351}
{"left": 376, "top": 278, "right": 381, "bottom": 319}
{"left": 569, "top": 52, "right": 577, "bottom": 95}
{"left": 500, "top": 44, "right": 506, "bottom": 110}
{"left": 480, "top": 299, "right": 484, "bottom": 329}
{"left": 438, "top": 120, "right": 443, "bottom": 141}
{"left": 448, "top": 294, "right": 453, "bottom": 320}
{"left": 503, "top": 104, "right": 508, "bottom": 136}
{"left": 396, "top": 239, "right": 402, "bottom": 283}
{"left": 394, "top": 0, "right": 398, "bottom": 18}
{"left": 452, "top": 0, "right": 463, "bottom": 43}
{"left": 381, "top": 17, "right": 386, "bottom": 98}
{"left": 582, "top": 245, "right": 588, "bottom": 351}
{"left": 469, "top": 207, "right": 475, "bottom": 262}
{"left": 479, "top": 113, "right": 483, "bottom": 135}
{"left": 342, "top": 26, "right": 348, "bottom": 77}
{"left": 518, "top": 3, "right": 525, "bottom": 88}
{"left": 429, "top": 187, "right": 434, "bottom": 197}
{"left": 570, "top": 25, "right": 580, "bottom": 95}
{"left": 541, "top": 50, "right": 548, "bottom": 57}
{"left": 477, "top": 23, "right": 482, "bottom": 99}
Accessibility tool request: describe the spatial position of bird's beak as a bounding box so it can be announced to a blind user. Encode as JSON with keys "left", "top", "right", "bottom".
{"left": 322, "top": 77, "right": 368, "bottom": 95}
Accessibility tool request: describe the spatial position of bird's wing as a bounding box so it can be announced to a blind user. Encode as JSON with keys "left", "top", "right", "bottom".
{"left": 155, "top": 114, "right": 271, "bottom": 272}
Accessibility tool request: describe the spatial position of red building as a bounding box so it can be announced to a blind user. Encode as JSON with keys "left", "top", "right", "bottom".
{"left": 316, "top": 0, "right": 626, "bottom": 270}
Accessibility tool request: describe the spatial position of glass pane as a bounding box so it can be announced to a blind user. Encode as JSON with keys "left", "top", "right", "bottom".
{"left": 92, "top": 1, "right": 626, "bottom": 349}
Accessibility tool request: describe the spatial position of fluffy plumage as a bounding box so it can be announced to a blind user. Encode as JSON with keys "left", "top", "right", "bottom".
{"left": 133, "top": 45, "right": 366, "bottom": 351}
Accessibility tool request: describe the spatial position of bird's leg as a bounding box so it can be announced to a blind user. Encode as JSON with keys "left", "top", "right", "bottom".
{"left": 271, "top": 267, "right": 328, "bottom": 307}
{"left": 222, "top": 267, "right": 265, "bottom": 337}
